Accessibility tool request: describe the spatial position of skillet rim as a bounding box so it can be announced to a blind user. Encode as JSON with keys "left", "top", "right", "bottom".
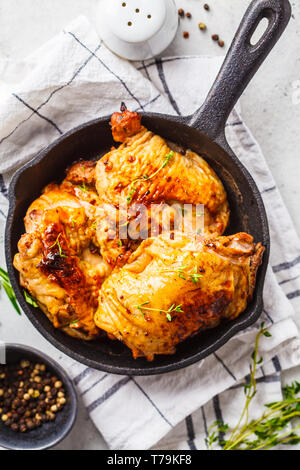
{"left": 5, "top": 112, "right": 270, "bottom": 376}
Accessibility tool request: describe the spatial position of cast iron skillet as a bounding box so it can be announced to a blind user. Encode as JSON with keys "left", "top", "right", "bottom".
{"left": 5, "top": 0, "right": 291, "bottom": 375}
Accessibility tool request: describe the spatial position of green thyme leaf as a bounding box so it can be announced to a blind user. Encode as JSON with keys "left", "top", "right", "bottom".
{"left": 206, "top": 323, "right": 300, "bottom": 450}
{"left": 0, "top": 268, "right": 21, "bottom": 315}
{"left": 135, "top": 301, "right": 183, "bottom": 318}
{"left": 166, "top": 313, "right": 172, "bottom": 322}
{"left": 49, "top": 233, "right": 68, "bottom": 258}
{"left": 78, "top": 182, "right": 87, "bottom": 191}
{"left": 126, "top": 151, "right": 174, "bottom": 205}
{"left": 263, "top": 331, "right": 272, "bottom": 337}
{"left": 24, "top": 290, "right": 38, "bottom": 308}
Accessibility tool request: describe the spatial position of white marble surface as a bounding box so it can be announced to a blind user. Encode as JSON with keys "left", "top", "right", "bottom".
{"left": 0, "top": 0, "right": 299, "bottom": 451}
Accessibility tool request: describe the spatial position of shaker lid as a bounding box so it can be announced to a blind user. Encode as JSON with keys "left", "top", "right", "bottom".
{"left": 96, "top": 0, "right": 178, "bottom": 61}
{"left": 104, "top": 0, "right": 167, "bottom": 43}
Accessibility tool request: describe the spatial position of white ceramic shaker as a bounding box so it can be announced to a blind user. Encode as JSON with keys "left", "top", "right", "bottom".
{"left": 96, "top": 0, "right": 179, "bottom": 60}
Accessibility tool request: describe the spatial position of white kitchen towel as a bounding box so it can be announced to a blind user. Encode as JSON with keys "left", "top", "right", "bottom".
{"left": 1, "top": 16, "right": 300, "bottom": 450}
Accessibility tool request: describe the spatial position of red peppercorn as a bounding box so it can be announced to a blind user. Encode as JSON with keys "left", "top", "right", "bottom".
{"left": 178, "top": 9, "right": 184, "bottom": 17}
{"left": 183, "top": 31, "right": 189, "bottom": 39}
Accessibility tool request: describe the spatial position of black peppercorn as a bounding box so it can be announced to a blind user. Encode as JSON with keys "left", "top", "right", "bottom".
{"left": 0, "top": 360, "right": 67, "bottom": 433}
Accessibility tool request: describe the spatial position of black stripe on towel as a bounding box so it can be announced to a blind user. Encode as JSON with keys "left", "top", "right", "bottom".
{"left": 272, "top": 356, "right": 282, "bottom": 372}
{"left": 212, "top": 395, "right": 225, "bottom": 446}
{"left": 287, "top": 289, "right": 300, "bottom": 300}
{"left": 81, "top": 374, "right": 108, "bottom": 397}
{"left": 130, "top": 377, "right": 173, "bottom": 428}
{"left": 87, "top": 377, "right": 131, "bottom": 413}
{"left": 273, "top": 255, "right": 300, "bottom": 273}
{"left": 13, "top": 94, "right": 63, "bottom": 135}
{"left": 213, "top": 353, "right": 236, "bottom": 381}
{"left": 186, "top": 415, "right": 197, "bottom": 450}
{"left": 261, "top": 185, "right": 276, "bottom": 194}
{"left": 155, "top": 58, "right": 182, "bottom": 116}
{"left": 74, "top": 367, "right": 93, "bottom": 385}
{"left": 66, "top": 31, "right": 144, "bottom": 111}
{"left": 0, "top": 43, "right": 101, "bottom": 146}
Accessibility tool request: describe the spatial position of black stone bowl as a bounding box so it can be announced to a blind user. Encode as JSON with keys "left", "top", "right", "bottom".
{"left": 0, "top": 344, "right": 77, "bottom": 450}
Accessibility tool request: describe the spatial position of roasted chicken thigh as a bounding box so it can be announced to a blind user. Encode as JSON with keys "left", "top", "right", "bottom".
{"left": 95, "top": 109, "right": 230, "bottom": 267}
{"left": 94, "top": 232, "right": 264, "bottom": 360}
{"left": 14, "top": 161, "right": 110, "bottom": 340}
{"left": 13, "top": 107, "right": 264, "bottom": 360}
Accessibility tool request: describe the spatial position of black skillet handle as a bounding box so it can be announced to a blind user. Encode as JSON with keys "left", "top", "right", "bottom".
{"left": 189, "top": 0, "right": 291, "bottom": 141}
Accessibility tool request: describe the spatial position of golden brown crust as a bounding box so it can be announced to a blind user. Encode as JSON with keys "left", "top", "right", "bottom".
{"left": 95, "top": 111, "right": 230, "bottom": 267}
{"left": 14, "top": 162, "right": 111, "bottom": 340}
{"left": 14, "top": 108, "right": 264, "bottom": 358}
{"left": 94, "top": 232, "right": 264, "bottom": 360}
{"left": 65, "top": 160, "right": 97, "bottom": 187}
{"left": 110, "top": 109, "right": 142, "bottom": 142}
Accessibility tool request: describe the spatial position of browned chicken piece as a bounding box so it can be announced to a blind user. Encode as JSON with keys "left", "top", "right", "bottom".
{"left": 110, "top": 106, "right": 142, "bottom": 142}
{"left": 95, "top": 109, "right": 230, "bottom": 267}
{"left": 14, "top": 161, "right": 111, "bottom": 340}
{"left": 64, "top": 160, "right": 97, "bottom": 187}
{"left": 94, "top": 232, "right": 264, "bottom": 361}
{"left": 14, "top": 108, "right": 264, "bottom": 358}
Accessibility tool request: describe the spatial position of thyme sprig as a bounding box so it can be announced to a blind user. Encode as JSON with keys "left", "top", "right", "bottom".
{"left": 206, "top": 323, "right": 300, "bottom": 450}
{"left": 126, "top": 151, "right": 174, "bottom": 204}
{"left": 158, "top": 265, "right": 203, "bottom": 284}
{"left": 78, "top": 182, "right": 87, "bottom": 191}
{"left": 24, "top": 290, "right": 38, "bottom": 308}
{"left": 0, "top": 267, "right": 21, "bottom": 315}
{"left": 49, "top": 233, "right": 67, "bottom": 258}
{"left": 136, "top": 301, "right": 183, "bottom": 322}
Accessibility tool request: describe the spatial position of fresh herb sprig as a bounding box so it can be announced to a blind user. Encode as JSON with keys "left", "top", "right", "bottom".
{"left": 136, "top": 301, "right": 183, "bottom": 322}
{"left": 0, "top": 267, "right": 21, "bottom": 315}
{"left": 78, "top": 182, "right": 87, "bottom": 191}
{"left": 24, "top": 290, "right": 38, "bottom": 308}
{"left": 127, "top": 151, "right": 174, "bottom": 204}
{"left": 159, "top": 265, "right": 203, "bottom": 284}
{"left": 206, "top": 323, "right": 300, "bottom": 450}
{"left": 49, "top": 233, "right": 67, "bottom": 258}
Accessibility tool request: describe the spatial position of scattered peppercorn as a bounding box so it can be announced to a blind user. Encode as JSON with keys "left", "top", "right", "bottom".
{"left": 178, "top": 8, "right": 184, "bottom": 17}
{"left": 186, "top": 12, "right": 192, "bottom": 19}
{"left": 212, "top": 34, "right": 219, "bottom": 41}
{"left": 198, "top": 22, "right": 207, "bottom": 31}
{"left": 204, "top": 4, "right": 210, "bottom": 11}
{"left": 0, "top": 359, "right": 67, "bottom": 433}
{"left": 218, "top": 39, "right": 225, "bottom": 48}
{"left": 183, "top": 31, "right": 189, "bottom": 39}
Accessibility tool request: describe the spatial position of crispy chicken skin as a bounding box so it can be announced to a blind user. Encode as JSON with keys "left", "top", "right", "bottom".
{"left": 95, "top": 109, "right": 230, "bottom": 266}
{"left": 14, "top": 161, "right": 111, "bottom": 340}
{"left": 110, "top": 107, "right": 142, "bottom": 142}
{"left": 94, "top": 232, "right": 264, "bottom": 361}
{"left": 14, "top": 107, "right": 264, "bottom": 356}
{"left": 97, "top": 113, "right": 229, "bottom": 223}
